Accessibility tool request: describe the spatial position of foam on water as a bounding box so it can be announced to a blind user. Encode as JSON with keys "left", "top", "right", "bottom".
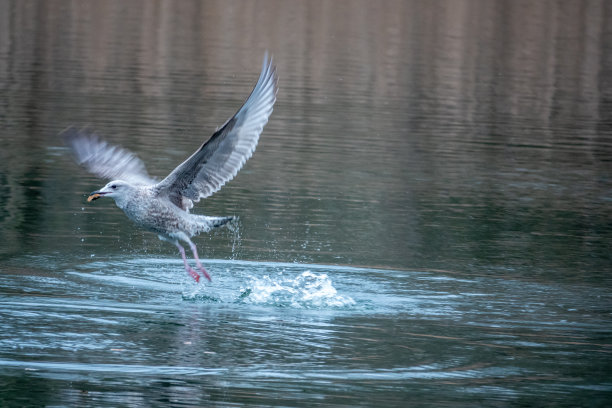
{"left": 64, "top": 257, "right": 358, "bottom": 309}
{"left": 239, "top": 270, "right": 356, "bottom": 308}
{"left": 181, "top": 264, "right": 356, "bottom": 308}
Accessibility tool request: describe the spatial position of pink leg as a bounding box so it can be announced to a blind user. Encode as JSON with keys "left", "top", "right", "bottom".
{"left": 188, "top": 242, "right": 212, "bottom": 282}
{"left": 175, "top": 242, "right": 201, "bottom": 283}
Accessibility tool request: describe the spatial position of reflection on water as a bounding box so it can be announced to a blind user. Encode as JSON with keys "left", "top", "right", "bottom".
{"left": 0, "top": 0, "right": 611, "bottom": 406}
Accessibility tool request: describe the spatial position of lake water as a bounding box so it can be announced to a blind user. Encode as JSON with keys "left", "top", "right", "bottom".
{"left": 1, "top": 0, "right": 611, "bottom": 406}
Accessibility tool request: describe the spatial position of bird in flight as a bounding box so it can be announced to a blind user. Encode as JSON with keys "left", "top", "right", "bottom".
{"left": 64, "top": 54, "right": 278, "bottom": 283}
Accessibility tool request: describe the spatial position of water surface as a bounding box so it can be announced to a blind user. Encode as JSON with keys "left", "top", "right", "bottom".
{"left": 1, "top": 0, "right": 611, "bottom": 406}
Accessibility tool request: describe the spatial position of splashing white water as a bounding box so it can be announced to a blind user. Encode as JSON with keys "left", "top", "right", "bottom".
{"left": 242, "top": 270, "right": 356, "bottom": 308}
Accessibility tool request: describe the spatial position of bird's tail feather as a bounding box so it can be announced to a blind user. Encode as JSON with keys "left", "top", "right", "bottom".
{"left": 195, "top": 215, "right": 237, "bottom": 233}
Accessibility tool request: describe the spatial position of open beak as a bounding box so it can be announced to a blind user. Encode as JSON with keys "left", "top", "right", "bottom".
{"left": 87, "top": 191, "right": 107, "bottom": 202}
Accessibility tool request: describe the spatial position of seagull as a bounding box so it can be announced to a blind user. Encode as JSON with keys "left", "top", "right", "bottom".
{"left": 63, "top": 54, "right": 278, "bottom": 283}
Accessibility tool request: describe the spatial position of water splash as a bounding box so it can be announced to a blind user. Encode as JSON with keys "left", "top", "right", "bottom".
{"left": 181, "top": 265, "right": 356, "bottom": 309}
{"left": 226, "top": 218, "right": 242, "bottom": 261}
{"left": 240, "top": 270, "right": 356, "bottom": 308}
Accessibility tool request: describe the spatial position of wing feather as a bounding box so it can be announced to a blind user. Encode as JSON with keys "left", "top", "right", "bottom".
{"left": 63, "top": 128, "right": 155, "bottom": 186}
{"left": 154, "top": 53, "right": 278, "bottom": 210}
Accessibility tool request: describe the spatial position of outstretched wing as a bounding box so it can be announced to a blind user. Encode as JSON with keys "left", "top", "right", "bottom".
{"left": 63, "top": 127, "right": 156, "bottom": 186}
{"left": 154, "top": 53, "right": 278, "bottom": 210}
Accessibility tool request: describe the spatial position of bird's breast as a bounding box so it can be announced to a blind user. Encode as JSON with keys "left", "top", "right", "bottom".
{"left": 122, "top": 198, "right": 184, "bottom": 235}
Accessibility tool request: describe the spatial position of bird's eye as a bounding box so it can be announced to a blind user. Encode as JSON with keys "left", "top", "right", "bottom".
{"left": 111, "top": 185, "right": 117, "bottom": 189}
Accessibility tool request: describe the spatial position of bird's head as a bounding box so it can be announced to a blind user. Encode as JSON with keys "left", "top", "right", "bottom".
{"left": 87, "top": 180, "right": 133, "bottom": 202}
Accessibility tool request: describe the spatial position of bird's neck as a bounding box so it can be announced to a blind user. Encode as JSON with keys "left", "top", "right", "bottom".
{"left": 113, "top": 186, "right": 144, "bottom": 210}
{"left": 113, "top": 195, "right": 130, "bottom": 210}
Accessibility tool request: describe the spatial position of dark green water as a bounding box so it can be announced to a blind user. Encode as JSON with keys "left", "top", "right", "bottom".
{"left": 1, "top": 0, "right": 611, "bottom": 406}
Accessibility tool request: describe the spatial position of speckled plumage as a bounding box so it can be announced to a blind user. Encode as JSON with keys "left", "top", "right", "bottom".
{"left": 117, "top": 184, "right": 231, "bottom": 239}
{"left": 64, "top": 54, "right": 278, "bottom": 282}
